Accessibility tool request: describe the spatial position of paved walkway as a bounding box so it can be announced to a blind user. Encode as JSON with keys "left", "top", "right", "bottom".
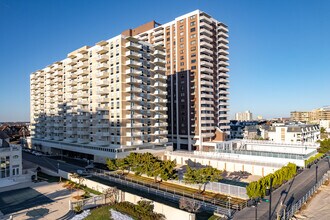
{"left": 3, "top": 182, "right": 74, "bottom": 220}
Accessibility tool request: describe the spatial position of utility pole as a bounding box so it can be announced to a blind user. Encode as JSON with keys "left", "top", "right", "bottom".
{"left": 269, "top": 177, "right": 273, "bottom": 220}
{"left": 316, "top": 164, "right": 318, "bottom": 184}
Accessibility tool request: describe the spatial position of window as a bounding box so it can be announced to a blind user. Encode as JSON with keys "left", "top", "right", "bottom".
{"left": 191, "top": 66, "right": 196, "bottom": 70}
{"left": 191, "top": 59, "right": 196, "bottom": 63}
{"left": 180, "top": 32, "right": 184, "bottom": 36}
{"left": 180, "top": 62, "right": 184, "bottom": 66}
{"left": 190, "top": 40, "right": 196, "bottom": 45}
{"left": 190, "top": 15, "right": 196, "bottom": 19}
{"left": 191, "top": 46, "right": 196, "bottom": 51}
{"left": 191, "top": 53, "right": 196, "bottom": 57}
{"left": 179, "top": 25, "right": 183, "bottom": 30}
{"left": 180, "top": 38, "right": 184, "bottom": 42}
{"left": 190, "top": 34, "right": 196, "bottom": 38}
{"left": 190, "top": 28, "right": 195, "bottom": 32}
{"left": 190, "top": 21, "right": 196, "bottom": 26}
{"left": 180, "top": 44, "right": 184, "bottom": 48}
{"left": 180, "top": 50, "right": 184, "bottom": 54}
{"left": 180, "top": 56, "right": 184, "bottom": 60}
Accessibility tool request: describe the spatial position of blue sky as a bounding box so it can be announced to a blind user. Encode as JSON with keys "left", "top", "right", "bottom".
{"left": 0, "top": 0, "right": 329, "bottom": 121}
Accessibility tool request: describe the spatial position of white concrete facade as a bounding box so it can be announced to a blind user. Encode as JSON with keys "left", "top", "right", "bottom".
{"left": 268, "top": 124, "right": 320, "bottom": 143}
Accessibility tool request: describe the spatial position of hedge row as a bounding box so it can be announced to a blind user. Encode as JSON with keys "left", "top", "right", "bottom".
{"left": 305, "top": 153, "right": 324, "bottom": 167}
{"left": 246, "top": 163, "right": 297, "bottom": 198}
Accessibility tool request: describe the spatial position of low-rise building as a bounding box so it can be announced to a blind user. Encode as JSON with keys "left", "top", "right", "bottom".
{"left": 229, "top": 120, "right": 260, "bottom": 139}
{"left": 268, "top": 123, "right": 319, "bottom": 143}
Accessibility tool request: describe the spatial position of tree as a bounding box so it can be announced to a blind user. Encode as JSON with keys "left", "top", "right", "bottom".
{"left": 318, "top": 138, "right": 330, "bottom": 153}
{"left": 106, "top": 158, "right": 129, "bottom": 175}
{"left": 183, "top": 166, "right": 223, "bottom": 193}
{"left": 179, "top": 197, "right": 201, "bottom": 213}
{"left": 70, "top": 173, "right": 85, "bottom": 196}
{"left": 103, "top": 187, "right": 119, "bottom": 204}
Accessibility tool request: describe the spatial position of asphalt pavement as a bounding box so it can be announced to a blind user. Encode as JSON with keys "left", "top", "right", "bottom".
{"left": 22, "top": 152, "right": 84, "bottom": 173}
{"left": 233, "top": 157, "right": 330, "bottom": 220}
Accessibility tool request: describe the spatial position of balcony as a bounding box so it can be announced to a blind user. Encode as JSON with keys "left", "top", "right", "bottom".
{"left": 126, "top": 113, "right": 142, "bottom": 119}
{"left": 126, "top": 78, "right": 142, "bottom": 84}
{"left": 126, "top": 131, "right": 142, "bottom": 137}
{"left": 154, "top": 66, "right": 166, "bottom": 72}
{"left": 201, "top": 67, "right": 213, "bottom": 74}
{"left": 154, "top": 114, "right": 168, "bottom": 119}
{"left": 153, "top": 82, "right": 166, "bottom": 88}
{"left": 219, "top": 90, "right": 229, "bottom": 95}
{"left": 201, "top": 61, "right": 213, "bottom": 68}
{"left": 97, "top": 63, "right": 109, "bottom": 70}
{"left": 218, "top": 55, "right": 229, "bottom": 62}
{"left": 218, "top": 38, "right": 229, "bottom": 45}
{"left": 77, "top": 61, "right": 88, "bottom": 68}
{"left": 125, "top": 87, "right": 142, "bottom": 93}
{"left": 200, "top": 28, "right": 213, "bottom": 36}
{"left": 201, "top": 21, "right": 213, "bottom": 30}
{"left": 67, "top": 58, "right": 77, "bottom": 65}
{"left": 154, "top": 74, "right": 166, "bottom": 81}
{"left": 200, "top": 54, "right": 213, "bottom": 61}
{"left": 218, "top": 25, "right": 228, "bottom": 33}
{"left": 125, "top": 42, "right": 142, "bottom": 50}
{"left": 68, "top": 80, "right": 78, "bottom": 86}
{"left": 154, "top": 98, "right": 167, "bottom": 103}
{"left": 126, "top": 51, "right": 142, "bottom": 59}
{"left": 126, "top": 69, "right": 142, "bottom": 76}
{"left": 218, "top": 49, "right": 229, "bottom": 56}
{"left": 78, "top": 99, "right": 89, "bottom": 105}
{"left": 77, "top": 53, "right": 88, "bottom": 61}
{"left": 218, "top": 32, "right": 229, "bottom": 38}
{"left": 96, "top": 114, "right": 109, "bottom": 120}
{"left": 126, "top": 60, "right": 142, "bottom": 67}
{"left": 97, "top": 79, "right": 110, "bottom": 86}
{"left": 154, "top": 90, "right": 167, "bottom": 96}
{"left": 200, "top": 14, "right": 213, "bottom": 24}
{"left": 219, "top": 67, "right": 230, "bottom": 72}
{"left": 154, "top": 106, "right": 167, "bottom": 111}
{"left": 126, "top": 123, "right": 143, "bottom": 128}
{"left": 218, "top": 43, "right": 229, "bottom": 50}
{"left": 126, "top": 105, "right": 142, "bottom": 111}
{"left": 127, "top": 140, "right": 143, "bottom": 146}
{"left": 154, "top": 50, "right": 165, "bottom": 57}
{"left": 96, "top": 71, "right": 109, "bottom": 78}
{"left": 154, "top": 34, "right": 164, "bottom": 43}
{"left": 98, "top": 88, "right": 109, "bottom": 95}
{"left": 77, "top": 69, "right": 89, "bottom": 76}
{"left": 200, "top": 41, "right": 213, "bottom": 49}
{"left": 218, "top": 61, "right": 229, "bottom": 67}
{"left": 67, "top": 66, "right": 77, "bottom": 72}
{"left": 79, "top": 77, "right": 89, "bottom": 83}
{"left": 96, "top": 54, "right": 109, "bottom": 62}
{"left": 154, "top": 122, "right": 167, "bottom": 127}
{"left": 97, "top": 97, "right": 110, "bottom": 103}
{"left": 96, "top": 46, "right": 109, "bottom": 54}
{"left": 78, "top": 85, "right": 89, "bottom": 91}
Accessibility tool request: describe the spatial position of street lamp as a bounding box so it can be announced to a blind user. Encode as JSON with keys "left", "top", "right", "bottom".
{"left": 228, "top": 196, "right": 231, "bottom": 218}
{"left": 254, "top": 198, "right": 259, "bottom": 220}
{"left": 316, "top": 164, "right": 318, "bottom": 184}
{"left": 266, "top": 177, "right": 273, "bottom": 220}
{"left": 57, "top": 163, "right": 62, "bottom": 182}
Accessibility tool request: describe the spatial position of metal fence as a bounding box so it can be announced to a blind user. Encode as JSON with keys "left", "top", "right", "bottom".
{"left": 91, "top": 169, "right": 246, "bottom": 218}
{"left": 70, "top": 194, "right": 106, "bottom": 210}
{"left": 278, "top": 170, "right": 330, "bottom": 220}
{"left": 170, "top": 179, "right": 248, "bottom": 199}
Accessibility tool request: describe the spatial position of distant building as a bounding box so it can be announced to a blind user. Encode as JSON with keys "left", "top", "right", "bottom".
{"left": 235, "top": 111, "right": 253, "bottom": 121}
{"left": 229, "top": 120, "right": 260, "bottom": 139}
{"left": 320, "top": 120, "right": 330, "bottom": 133}
{"left": 291, "top": 106, "right": 330, "bottom": 123}
{"left": 268, "top": 123, "right": 320, "bottom": 143}
{"left": 243, "top": 124, "right": 269, "bottom": 140}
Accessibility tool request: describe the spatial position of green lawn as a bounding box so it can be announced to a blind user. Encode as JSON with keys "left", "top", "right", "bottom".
{"left": 85, "top": 205, "right": 112, "bottom": 220}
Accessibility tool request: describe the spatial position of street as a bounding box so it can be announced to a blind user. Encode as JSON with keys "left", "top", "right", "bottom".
{"left": 23, "top": 151, "right": 84, "bottom": 173}
{"left": 233, "top": 157, "right": 330, "bottom": 220}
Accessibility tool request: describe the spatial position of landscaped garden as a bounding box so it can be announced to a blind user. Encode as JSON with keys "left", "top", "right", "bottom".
{"left": 84, "top": 200, "right": 165, "bottom": 220}
{"left": 105, "top": 152, "right": 246, "bottom": 209}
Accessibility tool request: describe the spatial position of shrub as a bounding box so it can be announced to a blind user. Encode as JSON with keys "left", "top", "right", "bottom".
{"left": 246, "top": 163, "right": 297, "bottom": 198}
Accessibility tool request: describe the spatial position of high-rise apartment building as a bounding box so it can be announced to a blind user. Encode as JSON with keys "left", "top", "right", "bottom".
{"left": 30, "top": 10, "right": 230, "bottom": 160}
{"left": 127, "top": 10, "right": 230, "bottom": 151}
{"left": 291, "top": 106, "right": 330, "bottom": 123}
{"left": 30, "top": 36, "right": 167, "bottom": 162}
{"left": 235, "top": 111, "right": 253, "bottom": 121}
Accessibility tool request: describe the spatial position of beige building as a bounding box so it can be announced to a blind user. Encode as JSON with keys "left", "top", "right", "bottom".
{"left": 30, "top": 35, "right": 168, "bottom": 162}
{"left": 30, "top": 10, "right": 230, "bottom": 160}
{"left": 130, "top": 10, "right": 230, "bottom": 151}
{"left": 291, "top": 106, "right": 330, "bottom": 123}
{"left": 235, "top": 110, "right": 253, "bottom": 121}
